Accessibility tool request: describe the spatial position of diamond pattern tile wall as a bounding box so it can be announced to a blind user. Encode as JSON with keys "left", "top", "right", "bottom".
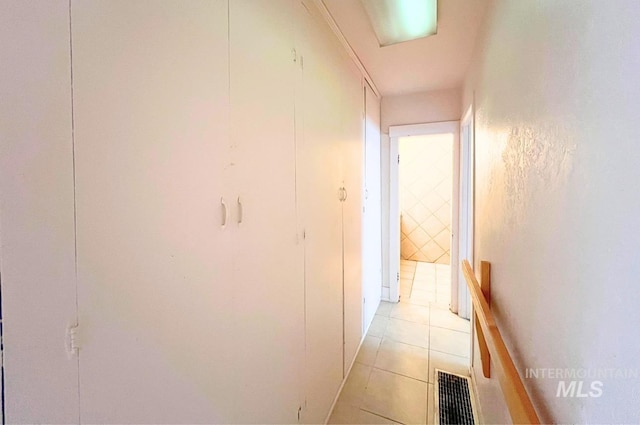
{"left": 399, "top": 134, "right": 453, "bottom": 264}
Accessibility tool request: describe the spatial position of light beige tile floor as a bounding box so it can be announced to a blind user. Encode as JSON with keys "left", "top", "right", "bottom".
{"left": 328, "top": 260, "right": 471, "bottom": 425}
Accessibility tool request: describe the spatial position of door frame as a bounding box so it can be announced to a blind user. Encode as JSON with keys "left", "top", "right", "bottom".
{"left": 387, "top": 121, "right": 462, "bottom": 308}
{"left": 458, "top": 106, "right": 475, "bottom": 320}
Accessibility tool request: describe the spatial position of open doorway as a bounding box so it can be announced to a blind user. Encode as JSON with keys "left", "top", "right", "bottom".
{"left": 398, "top": 132, "right": 453, "bottom": 309}
{"left": 388, "top": 121, "right": 472, "bottom": 320}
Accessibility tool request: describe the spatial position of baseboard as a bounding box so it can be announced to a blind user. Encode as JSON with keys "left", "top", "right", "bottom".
{"left": 323, "top": 333, "right": 367, "bottom": 425}
{"left": 381, "top": 286, "right": 390, "bottom": 301}
{"left": 469, "top": 365, "right": 484, "bottom": 424}
{"left": 323, "top": 296, "right": 385, "bottom": 424}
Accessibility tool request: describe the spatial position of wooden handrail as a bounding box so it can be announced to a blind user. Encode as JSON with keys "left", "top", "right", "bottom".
{"left": 462, "top": 260, "right": 540, "bottom": 424}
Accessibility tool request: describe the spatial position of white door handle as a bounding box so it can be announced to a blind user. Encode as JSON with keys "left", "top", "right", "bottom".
{"left": 237, "top": 196, "right": 243, "bottom": 224}
{"left": 220, "top": 197, "right": 228, "bottom": 228}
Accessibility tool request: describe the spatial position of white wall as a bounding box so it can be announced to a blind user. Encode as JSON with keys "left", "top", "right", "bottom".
{"left": 381, "top": 88, "right": 461, "bottom": 134}
{"left": 464, "top": 1, "right": 640, "bottom": 423}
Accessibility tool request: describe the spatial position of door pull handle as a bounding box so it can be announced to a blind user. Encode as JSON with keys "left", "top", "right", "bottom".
{"left": 221, "top": 197, "right": 228, "bottom": 228}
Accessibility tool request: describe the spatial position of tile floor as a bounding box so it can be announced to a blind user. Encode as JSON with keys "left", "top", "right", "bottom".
{"left": 328, "top": 260, "right": 471, "bottom": 424}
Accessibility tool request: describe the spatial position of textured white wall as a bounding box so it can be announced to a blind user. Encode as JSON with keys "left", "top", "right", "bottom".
{"left": 464, "top": 1, "right": 640, "bottom": 423}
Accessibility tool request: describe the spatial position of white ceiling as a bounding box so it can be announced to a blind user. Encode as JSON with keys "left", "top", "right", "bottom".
{"left": 322, "top": 0, "right": 489, "bottom": 97}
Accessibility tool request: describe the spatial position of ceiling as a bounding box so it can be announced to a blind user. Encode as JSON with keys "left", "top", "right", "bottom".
{"left": 322, "top": 0, "right": 489, "bottom": 97}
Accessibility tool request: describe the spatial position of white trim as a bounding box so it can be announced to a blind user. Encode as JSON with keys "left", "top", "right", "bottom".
{"left": 388, "top": 121, "right": 459, "bottom": 307}
{"left": 469, "top": 365, "right": 484, "bottom": 425}
{"left": 313, "top": 0, "right": 381, "bottom": 98}
{"left": 469, "top": 304, "right": 476, "bottom": 377}
{"left": 381, "top": 286, "right": 390, "bottom": 301}
{"left": 388, "top": 134, "right": 400, "bottom": 303}
{"left": 323, "top": 332, "right": 368, "bottom": 424}
{"left": 461, "top": 104, "right": 473, "bottom": 128}
{"left": 450, "top": 129, "right": 461, "bottom": 313}
{"left": 457, "top": 107, "right": 474, "bottom": 320}
{"left": 389, "top": 121, "right": 459, "bottom": 138}
{"left": 458, "top": 104, "right": 476, "bottom": 358}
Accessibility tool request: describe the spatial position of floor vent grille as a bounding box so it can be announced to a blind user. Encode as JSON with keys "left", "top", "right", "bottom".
{"left": 435, "top": 369, "right": 476, "bottom": 425}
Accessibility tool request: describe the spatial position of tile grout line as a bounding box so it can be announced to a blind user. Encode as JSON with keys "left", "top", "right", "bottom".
{"left": 429, "top": 347, "right": 470, "bottom": 360}
{"left": 350, "top": 262, "right": 468, "bottom": 425}
{"left": 429, "top": 324, "right": 470, "bottom": 334}
{"left": 359, "top": 407, "right": 406, "bottom": 425}
{"left": 369, "top": 365, "right": 431, "bottom": 385}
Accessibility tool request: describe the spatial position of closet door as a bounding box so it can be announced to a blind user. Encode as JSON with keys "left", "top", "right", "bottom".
{"left": 229, "top": 1, "right": 304, "bottom": 423}
{"left": 72, "top": 1, "right": 234, "bottom": 422}
{"left": 362, "top": 84, "right": 382, "bottom": 329}
{"left": 340, "top": 62, "right": 365, "bottom": 373}
{"left": 295, "top": 1, "right": 346, "bottom": 422}
{"left": 0, "top": 2, "right": 79, "bottom": 422}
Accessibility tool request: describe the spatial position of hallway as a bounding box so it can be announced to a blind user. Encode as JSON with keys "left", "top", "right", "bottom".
{"left": 5, "top": 1, "right": 640, "bottom": 422}
{"left": 328, "top": 261, "right": 470, "bottom": 424}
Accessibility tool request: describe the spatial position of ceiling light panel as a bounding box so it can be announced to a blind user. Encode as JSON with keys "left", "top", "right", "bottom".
{"left": 361, "top": 0, "right": 437, "bottom": 47}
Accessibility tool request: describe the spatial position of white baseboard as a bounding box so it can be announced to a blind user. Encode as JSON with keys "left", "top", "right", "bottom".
{"left": 381, "top": 286, "right": 390, "bottom": 301}
{"left": 323, "top": 334, "right": 367, "bottom": 425}
{"left": 469, "top": 365, "right": 484, "bottom": 424}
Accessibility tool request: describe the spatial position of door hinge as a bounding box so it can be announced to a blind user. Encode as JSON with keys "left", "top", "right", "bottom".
{"left": 397, "top": 272, "right": 400, "bottom": 282}
{"left": 297, "top": 406, "right": 302, "bottom": 422}
{"left": 66, "top": 322, "right": 80, "bottom": 356}
{"left": 291, "top": 48, "right": 297, "bottom": 63}
{"left": 398, "top": 154, "right": 400, "bottom": 164}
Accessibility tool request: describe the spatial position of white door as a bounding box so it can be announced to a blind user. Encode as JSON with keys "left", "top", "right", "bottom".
{"left": 362, "top": 85, "right": 383, "bottom": 328}
{"left": 229, "top": 1, "right": 305, "bottom": 422}
{"left": 0, "top": 2, "right": 79, "bottom": 422}
{"left": 295, "top": 2, "right": 345, "bottom": 422}
{"left": 73, "top": 1, "right": 235, "bottom": 422}
{"left": 341, "top": 62, "right": 364, "bottom": 375}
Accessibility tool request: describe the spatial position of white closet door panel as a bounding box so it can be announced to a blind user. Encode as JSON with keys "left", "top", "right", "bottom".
{"left": 340, "top": 60, "right": 365, "bottom": 374}
{"left": 363, "top": 85, "right": 382, "bottom": 330}
{"left": 72, "top": 1, "right": 234, "bottom": 422}
{"left": 0, "top": 2, "right": 79, "bottom": 422}
{"left": 296, "top": 2, "right": 346, "bottom": 422}
{"left": 229, "top": 1, "right": 304, "bottom": 423}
